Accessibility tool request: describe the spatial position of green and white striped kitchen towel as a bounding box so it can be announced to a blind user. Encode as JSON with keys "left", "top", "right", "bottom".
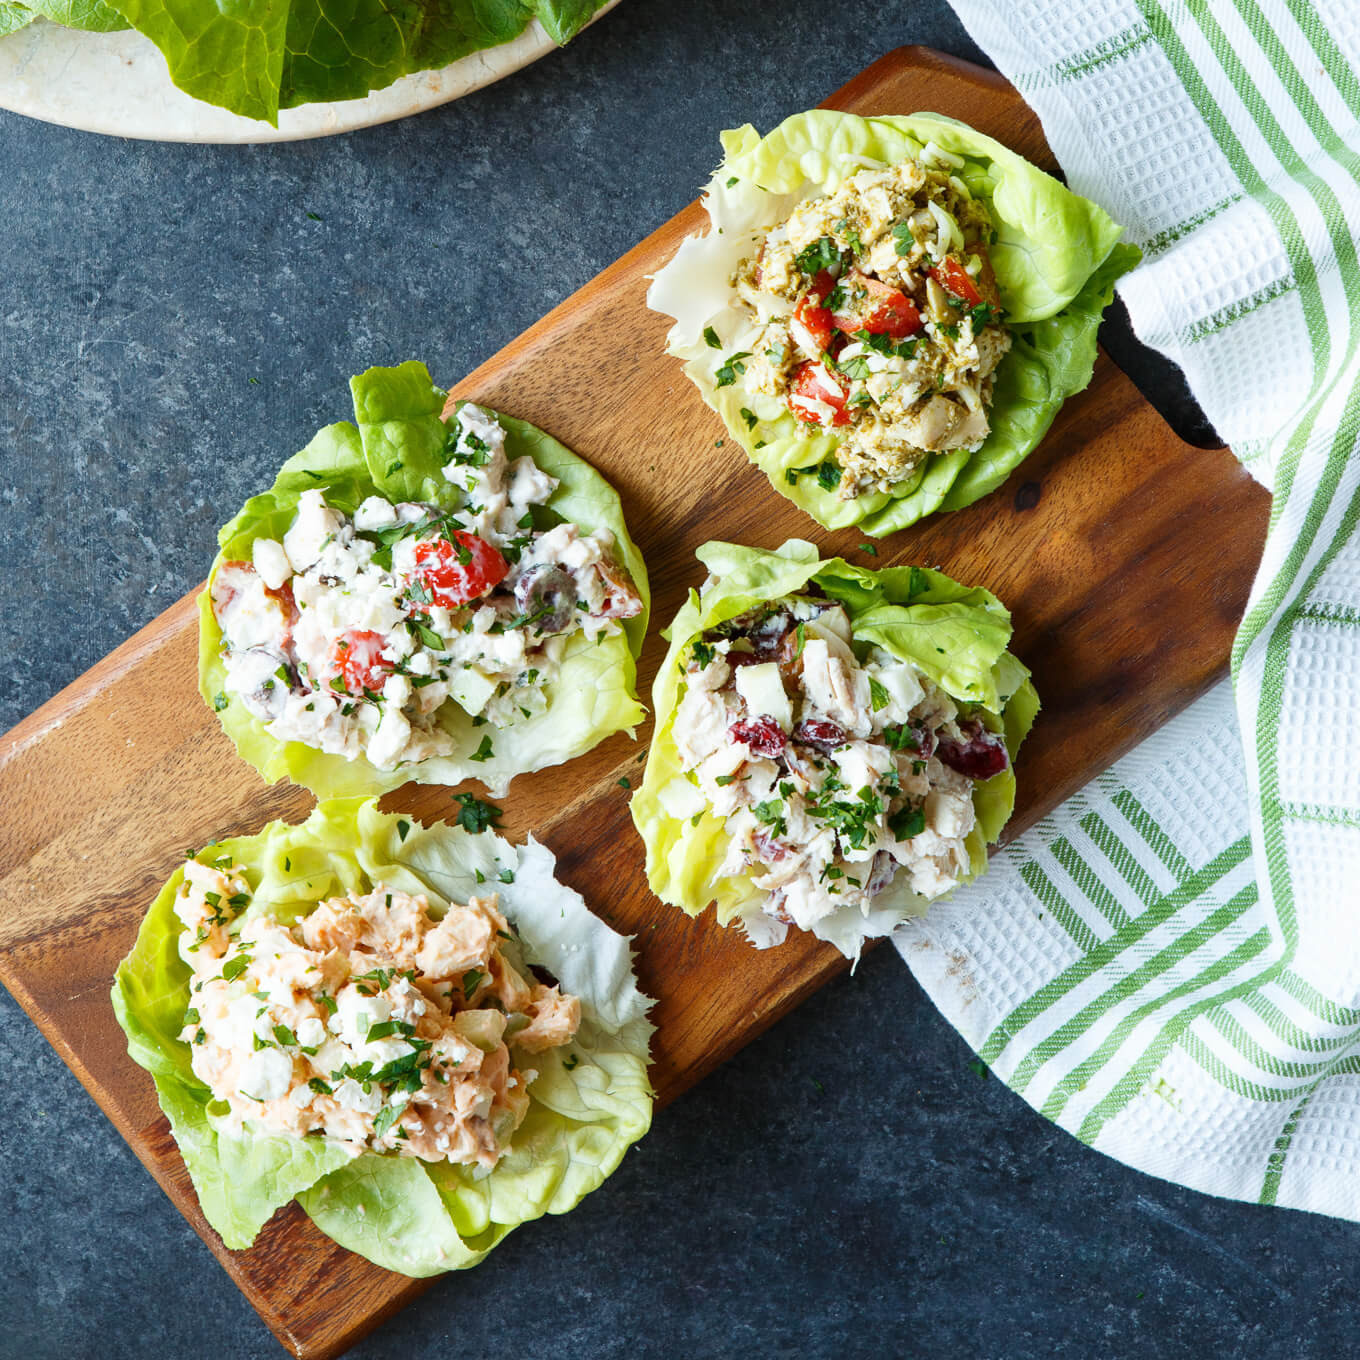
{"left": 897, "top": 0, "right": 1360, "bottom": 1217}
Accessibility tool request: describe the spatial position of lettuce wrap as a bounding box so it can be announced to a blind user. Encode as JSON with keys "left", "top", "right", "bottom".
{"left": 200, "top": 360, "right": 649, "bottom": 799}
{"left": 0, "top": 0, "right": 612, "bottom": 125}
{"left": 631, "top": 540, "right": 1039, "bottom": 958}
{"left": 111, "top": 798, "right": 654, "bottom": 1274}
{"left": 647, "top": 109, "right": 1140, "bottom": 535}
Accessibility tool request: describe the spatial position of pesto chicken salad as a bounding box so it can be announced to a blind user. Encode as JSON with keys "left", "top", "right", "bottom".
{"left": 632, "top": 542, "right": 1038, "bottom": 958}
{"left": 649, "top": 109, "right": 1139, "bottom": 535}
{"left": 202, "top": 362, "right": 649, "bottom": 798}
{"left": 112, "top": 800, "right": 654, "bottom": 1276}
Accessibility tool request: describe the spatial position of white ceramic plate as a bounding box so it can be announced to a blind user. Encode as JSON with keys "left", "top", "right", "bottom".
{"left": 0, "top": 2, "right": 617, "bottom": 142}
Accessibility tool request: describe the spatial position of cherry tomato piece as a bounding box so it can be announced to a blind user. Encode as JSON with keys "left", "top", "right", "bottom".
{"left": 330, "top": 629, "right": 392, "bottom": 694}
{"left": 793, "top": 269, "right": 836, "bottom": 352}
{"left": 787, "top": 361, "right": 852, "bottom": 427}
{"left": 414, "top": 533, "right": 509, "bottom": 607}
{"left": 830, "top": 271, "right": 922, "bottom": 339}
{"left": 929, "top": 256, "right": 983, "bottom": 308}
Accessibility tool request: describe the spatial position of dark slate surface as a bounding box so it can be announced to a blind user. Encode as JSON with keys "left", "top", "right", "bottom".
{"left": 0, "top": 2, "right": 1337, "bottom": 1356}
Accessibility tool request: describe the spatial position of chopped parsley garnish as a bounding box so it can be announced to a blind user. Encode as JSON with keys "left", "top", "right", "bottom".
{"left": 397, "top": 818, "right": 411, "bottom": 841}
{"left": 462, "top": 968, "right": 484, "bottom": 999}
{"left": 752, "top": 799, "right": 788, "bottom": 838}
{"left": 836, "top": 353, "right": 872, "bottom": 381}
{"left": 497, "top": 868, "right": 515, "bottom": 884}
{"left": 891, "top": 221, "right": 915, "bottom": 256}
{"left": 794, "top": 236, "right": 841, "bottom": 275}
{"left": 469, "top": 735, "right": 494, "bottom": 763}
{"left": 703, "top": 325, "right": 721, "bottom": 349}
{"left": 859, "top": 543, "right": 878, "bottom": 556}
{"left": 805, "top": 784, "right": 884, "bottom": 850}
{"left": 883, "top": 724, "right": 921, "bottom": 752}
{"left": 689, "top": 639, "right": 716, "bottom": 670}
{"left": 273, "top": 1024, "right": 297, "bottom": 1048}
{"left": 308, "top": 1077, "right": 332, "bottom": 1096}
{"left": 373, "top": 1101, "right": 406, "bottom": 1139}
{"left": 617, "top": 776, "right": 631, "bottom": 789}
{"left": 739, "top": 407, "right": 759, "bottom": 431}
{"left": 725, "top": 176, "right": 738, "bottom": 187}
{"left": 221, "top": 954, "right": 250, "bottom": 982}
{"left": 365, "top": 1019, "right": 414, "bottom": 1042}
{"left": 785, "top": 460, "right": 841, "bottom": 492}
{"left": 452, "top": 792, "right": 502, "bottom": 834}
{"left": 212, "top": 692, "right": 229, "bottom": 711}
{"left": 888, "top": 803, "right": 927, "bottom": 841}
{"left": 852, "top": 328, "right": 918, "bottom": 361}
{"left": 714, "top": 351, "right": 751, "bottom": 388}
{"left": 714, "top": 774, "right": 738, "bottom": 787}
{"left": 970, "top": 301, "right": 1000, "bottom": 328}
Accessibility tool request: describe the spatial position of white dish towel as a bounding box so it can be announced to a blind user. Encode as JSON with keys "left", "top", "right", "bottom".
{"left": 895, "top": 0, "right": 1360, "bottom": 1219}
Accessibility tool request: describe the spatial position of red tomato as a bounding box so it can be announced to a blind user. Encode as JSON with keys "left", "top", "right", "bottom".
{"left": 787, "top": 361, "right": 851, "bottom": 427}
{"left": 830, "top": 271, "right": 922, "bottom": 338}
{"left": 414, "top": 533, "right": 509, "bottom": 607}
{"left": 330, "top": 629, "right": 392, "bottom": 693}
{"left": 793, "top": 269, "right": 836, "bottom": 352}
{"left": 928, "top": 255, "right": 983, "bottom": 308}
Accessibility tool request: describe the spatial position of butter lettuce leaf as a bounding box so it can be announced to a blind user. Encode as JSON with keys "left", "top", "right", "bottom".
{"left": 631, "top": 541, "right": 1038, "bottom": 958}
{"left": 0, "top": 2, "right": 38, "bottom": 31}
{"left": 200, "top": 360, "right": 648, "bottom": 800}
{"left": 111, "top": 799, "right": 654, "bottom": 1273}
{"left": 20, "top": 0, "right": 126, "bottom": 27}
{"left": 5, "top": 0, "right": 610, "bottom": 124}
{"left": 647, "top": 109, "right": 1139, "bottom": 535}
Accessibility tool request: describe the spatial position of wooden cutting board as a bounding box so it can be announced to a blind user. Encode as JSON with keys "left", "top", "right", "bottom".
{"left": 0, "top": 46, "right": 1269, "bottom": 1360}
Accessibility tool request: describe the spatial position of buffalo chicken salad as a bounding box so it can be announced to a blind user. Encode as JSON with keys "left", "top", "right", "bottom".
{"left": 176, "top": 855, "right": 578, "bottom": 1166}
{"left": 201, "top": 362, "right": 650, "bottom": 798}
{"left": 112, "top": 800, "right": 654, "bottom": 1275}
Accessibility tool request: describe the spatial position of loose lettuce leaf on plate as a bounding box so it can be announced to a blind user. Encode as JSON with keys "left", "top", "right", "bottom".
{"left": 647, "top": 109, "right": 1140, "bottom": 535}
{"left": 111, "top": 798, "right": 654, "bottom": 1273}
{"left": 200, "top": 360, "right": 649, "bottom": 800}
{"left": 0, "top": 2, "right": 37, "bottom": 32}
{"left": 19, "top": 0, "right": 126, "bottom": 27}
{"left": 26, "top": 0, "right": 615, "bottom": 124}
{"left": 630, "top": 541, "right": 1038, "bottom": 958}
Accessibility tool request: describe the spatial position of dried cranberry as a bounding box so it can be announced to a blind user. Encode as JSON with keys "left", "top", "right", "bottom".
{"left": 936, "top": 720, "right": 1009, "bottom": 780}
{"left": 753, "top": 831, "right": 789, "bottom": 864}
{"left": 729, "top": 716, "right": 786, "bottom": 759}
{"left": 794, "top": 718, "right": 846, "bottom": 753}
{"left": 725, "top": 650, "right": 765, "bottom": 670}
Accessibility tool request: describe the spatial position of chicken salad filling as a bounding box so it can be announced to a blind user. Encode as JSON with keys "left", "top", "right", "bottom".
{"left": 725, "top": 149, "right": 1010, "bottom": 498}
{"left": 670, "top": 595, "right": 1010, "bottom": 935}
{"left": 175, "top": 857, "right": 580, "bottom": 1166}
{"left": 210, "top": 402, "right": 643, "bottom": 772}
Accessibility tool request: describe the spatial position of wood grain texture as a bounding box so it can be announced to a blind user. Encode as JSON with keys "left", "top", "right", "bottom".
{"left": 0, "top": 47, "right": 1270, "bottom": 1360}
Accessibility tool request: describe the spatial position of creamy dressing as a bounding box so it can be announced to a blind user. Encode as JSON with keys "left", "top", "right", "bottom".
{"left": 210, "top": 404, "right": 641, "bottom": 771}
{"left": 667, "top": 598, "right": 1011, "bottom": 938}
{"left": 728, "top": 158, "right": 1012, "bottom": 497}
{"left": 176, "top": 860, "right": 580, "bottom": 1165}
